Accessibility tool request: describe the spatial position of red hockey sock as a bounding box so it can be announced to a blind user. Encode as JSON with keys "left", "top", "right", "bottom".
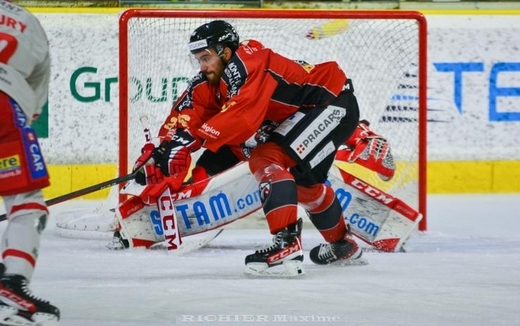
{"left": 299, "top": 184, "right": 346, "bottom": 243}
{"left": 249, "top": 143, "right": 298, "bottom": 234}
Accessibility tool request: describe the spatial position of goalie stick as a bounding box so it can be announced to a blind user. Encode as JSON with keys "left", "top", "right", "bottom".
{"left": 115, "top": 115, "right": 194, "bottom": 252}
{"left": 149, "top": 228, "right": 224, "bottom": 255}
{"left": 0, "top": 116, "right": 156, "bottom": 222}
{"left": 0, "top": 172, "right": 141, "bottom": 222}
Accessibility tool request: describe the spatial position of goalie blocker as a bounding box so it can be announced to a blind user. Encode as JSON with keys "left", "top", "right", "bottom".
{"left": 113, "top": 161, "right": 421, "bottom": 253}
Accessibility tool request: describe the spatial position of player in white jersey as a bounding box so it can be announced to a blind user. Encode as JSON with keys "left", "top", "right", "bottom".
{"left": 0, "top": 1, "right": 60, "bottom": 325}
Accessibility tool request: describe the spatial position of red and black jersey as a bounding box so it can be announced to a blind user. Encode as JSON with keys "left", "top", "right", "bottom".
{"left": 159, "top": 39, "right": 347, "bottom": 153}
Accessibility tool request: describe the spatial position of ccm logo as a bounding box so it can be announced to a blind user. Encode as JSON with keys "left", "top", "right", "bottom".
{"left": 350, "top": 179, "right": 394, "bottom": 205}
{"left": 267, "top": 242, "right": 300, "bottom": 264}
{"left": 0, "top": 289, "right": 34, "bottom": 310}
{"left": 162, "top": 214, "right": 179, "bottom": 250}
{"left": 159, "top": 196, "right": 181, "bottom": 250}
{"left": 171, "top": 190, "right": 193, "bottom": 200}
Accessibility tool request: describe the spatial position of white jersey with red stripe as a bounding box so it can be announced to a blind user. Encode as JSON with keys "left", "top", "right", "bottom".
{"left": 0, "top": 0, "right": 50, "bottom": 123}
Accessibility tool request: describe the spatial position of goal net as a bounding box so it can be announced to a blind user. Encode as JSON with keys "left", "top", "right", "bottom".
{"left": 55, "top": 9, "right": 427, "bottom": 239}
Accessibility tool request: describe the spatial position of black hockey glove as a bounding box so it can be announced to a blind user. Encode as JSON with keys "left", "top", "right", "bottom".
{"left": 152, "top": 129, "right": 201, "bottom": 177}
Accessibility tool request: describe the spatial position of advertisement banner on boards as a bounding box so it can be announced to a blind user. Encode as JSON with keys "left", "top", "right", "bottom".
{"left": 34, "top": 13, "right": 520, "bottom": 163}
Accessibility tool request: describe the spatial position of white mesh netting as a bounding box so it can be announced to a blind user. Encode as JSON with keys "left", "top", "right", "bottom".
{"left": 56, "top": 10, "right": 426, "bottom": 237}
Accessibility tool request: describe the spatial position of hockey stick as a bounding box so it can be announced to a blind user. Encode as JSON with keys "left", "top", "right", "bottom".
{"left": 0, "top": 172, "right": 139, "bottom": 222}
{"left": 1, "top": 115, "right": 156, "bottom": 222}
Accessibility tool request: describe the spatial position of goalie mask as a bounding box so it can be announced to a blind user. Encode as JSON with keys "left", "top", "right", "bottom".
{"left": 188, "top": 20, "right": 239, "bottom": 56}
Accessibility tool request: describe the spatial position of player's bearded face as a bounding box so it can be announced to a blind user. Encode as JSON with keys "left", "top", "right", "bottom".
{"left": 193, "top": 48, "right": 225, "bottom": 85}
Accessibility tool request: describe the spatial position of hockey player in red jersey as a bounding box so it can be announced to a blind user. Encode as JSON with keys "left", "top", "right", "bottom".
{"left": 0, "top": 0, "right": 60, "bottom": 324}
{"left": 134, "top": 20, "right": 396, "bottom": 276}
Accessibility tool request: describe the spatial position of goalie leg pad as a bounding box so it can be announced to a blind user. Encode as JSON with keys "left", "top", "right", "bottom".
{"left": 328, "top": 165, "right": 422, "bottom": 252}
{"left": 115, "top": 196, "right": 164, "bottom": 249}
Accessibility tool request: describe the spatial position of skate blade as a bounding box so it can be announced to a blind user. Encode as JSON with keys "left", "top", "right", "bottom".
{"left": 32, "top": 312, "right": 59, "bottom": 326}
{"left": 0, "top": 306, "right": 59, "bottom": 326}
{"left": 244, "top": 260, "right": 305, "bottom": 278}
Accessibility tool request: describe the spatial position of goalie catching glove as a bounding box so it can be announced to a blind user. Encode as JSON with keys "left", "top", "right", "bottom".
{"left": 336, "top": 120, "right": 396, "bottom": 181}
{"left": 135, "top": 129, "right": 201, "bottom": 186}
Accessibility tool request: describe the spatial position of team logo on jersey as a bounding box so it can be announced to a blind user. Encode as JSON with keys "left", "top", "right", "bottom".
{"left": 259, "top": 181, "right": 271, "bottom": 204}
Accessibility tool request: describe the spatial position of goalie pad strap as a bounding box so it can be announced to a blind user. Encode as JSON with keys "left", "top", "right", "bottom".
{"left": 119, "top": 196, "right": 145, "bottom": 219}
{"left": 116, "top": 196, "right": 164, "bottom": 249}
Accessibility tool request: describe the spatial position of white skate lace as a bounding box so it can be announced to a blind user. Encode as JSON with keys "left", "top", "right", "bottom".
{"left": 256, "top": 233, "right": 283, "bottom": 254}
{"left": 1, "top": 277, "right": 51, "bottom": 307}
{"left": 317, "top": 244, "right": 337, "bottom": 261}
{"left": 19, "top": 280, "right": 51, "bottom": 305}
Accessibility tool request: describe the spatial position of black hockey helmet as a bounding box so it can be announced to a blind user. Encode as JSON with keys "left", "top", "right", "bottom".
{"left": 188, "top": 20, "right": 239, "bottom": 55}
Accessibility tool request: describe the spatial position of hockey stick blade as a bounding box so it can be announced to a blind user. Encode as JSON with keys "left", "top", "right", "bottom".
{"left": 0, "top": 173, "right": 137, "bottom": 222}
{"left": 150, "top": 228, "right": 224, "bottom": 255}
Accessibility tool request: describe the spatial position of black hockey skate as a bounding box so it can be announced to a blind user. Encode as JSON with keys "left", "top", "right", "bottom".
{"left": 106, "top": 230, "right": 130, "bottom": 250}
{"left": 244, "top": 219, "right": 305, "bottom": 277}
{"left": 310, "top": 224, "right": 368, "bottom": 266}
{"left": 0, "top": 271, "right": 60, "bottom": 326}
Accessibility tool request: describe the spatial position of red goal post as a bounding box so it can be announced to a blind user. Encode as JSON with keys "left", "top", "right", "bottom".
{"left": 118, "top": 9, "right": 428, "bottom": 230}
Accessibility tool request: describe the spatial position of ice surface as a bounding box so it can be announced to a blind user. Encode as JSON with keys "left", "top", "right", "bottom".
{"left": 1, "top": 194, "right": 519, "bottom": 326}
